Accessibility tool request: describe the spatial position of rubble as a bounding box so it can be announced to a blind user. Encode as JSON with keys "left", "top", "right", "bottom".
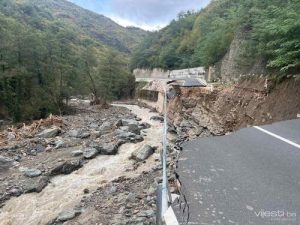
{"left": 66, "top": 171, "right": 160, "bottom": 225}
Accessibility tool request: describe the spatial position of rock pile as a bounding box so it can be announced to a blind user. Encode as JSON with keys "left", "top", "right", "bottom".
{"left": 63, "top": 172, "right": 161, "bottom": 225}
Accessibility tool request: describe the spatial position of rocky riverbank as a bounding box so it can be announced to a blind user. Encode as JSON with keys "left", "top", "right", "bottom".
{"left": 0, "top": 102, "right": 165, "bottom": 225}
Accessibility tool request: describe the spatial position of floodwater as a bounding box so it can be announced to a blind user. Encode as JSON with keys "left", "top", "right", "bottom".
{"left": 0, "top": 104, "right": 163, "bottom": 225}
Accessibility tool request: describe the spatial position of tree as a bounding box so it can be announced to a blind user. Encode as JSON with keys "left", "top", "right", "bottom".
{"left": 98, "top": 50, "right": 133, "bottom": 101}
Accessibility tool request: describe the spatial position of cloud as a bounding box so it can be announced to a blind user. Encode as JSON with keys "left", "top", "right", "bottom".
{"left": 108, "top": 15, "right": 165, "bottom": 31}
{"left": 110, "top": 0, "right": 210, "bottom": 28}
{"left": 68, "top": 0, "right": 211, "bottom": 30}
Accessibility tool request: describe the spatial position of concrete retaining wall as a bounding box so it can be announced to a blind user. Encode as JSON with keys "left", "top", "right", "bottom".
{"left": 133, "top": 68, "right": 170, "bottom": 78}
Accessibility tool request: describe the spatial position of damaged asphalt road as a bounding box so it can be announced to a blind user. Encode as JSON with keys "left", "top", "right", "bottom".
{"left": 174, "top": 119, "right": 300, "bottom": 225}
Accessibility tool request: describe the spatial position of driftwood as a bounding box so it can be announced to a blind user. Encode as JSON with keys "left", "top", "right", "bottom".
{"left": 0, "top": 114, "right": 64, "bottom": 145}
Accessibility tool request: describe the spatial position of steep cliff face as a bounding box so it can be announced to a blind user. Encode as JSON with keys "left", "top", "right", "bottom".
{"left": 168, "top": 78, "right": 300, "bottom": 140}
{"left": 212, "top": 32, "right": 268, "bottom": 82}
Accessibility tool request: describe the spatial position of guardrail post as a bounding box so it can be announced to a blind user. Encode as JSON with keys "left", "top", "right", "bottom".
{"left": 156, "top": 184, "right": 163, "bottom": 225}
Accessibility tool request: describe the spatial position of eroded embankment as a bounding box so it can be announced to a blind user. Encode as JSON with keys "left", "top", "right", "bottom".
{"left": 168, "top": 78, "right": 300, "bottom": 141}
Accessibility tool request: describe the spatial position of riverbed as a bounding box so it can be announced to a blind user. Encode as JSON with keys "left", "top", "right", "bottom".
{"left": 0, "top": 104, "right": 163, "bottom": 225}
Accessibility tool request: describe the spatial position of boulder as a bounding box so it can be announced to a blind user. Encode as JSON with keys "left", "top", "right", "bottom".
{"left": 150, "top": 116, "right": 164, "bottom": 122}
{"left": 50, "top": 160, "right": 82, "bottom": 175}
{"left": 54, "top": 139, "right": 65, "bottom": 149}
{"left": 126, "top": 192, "right": 136, "bottom": 203}
{"left": 13, "top": 155, "right": 21, "bottom": 162}
{"left": 121, "top": 119, "right": 139, "bottom": 126}
{"left": 72, "top": 150, "right": 83, "bottom": 157}
{"left": 107, "top": 185, "right": 117, "bottom": 194}
{"left": 83, "top": 148, "right": 98, "bottom": 159}
{"left": 117, "top": 131, "right": 136, "bottom": 140}
{"left": 36, "top": 127, "right": 60, "bottom": 138}
{"left": 119, "top": 126, "right": 129, "bottom": 132}
{"left": 97, "top": 143, "right": 118, "bottom": 155}
{"left": 24, "top": 168, "right": 42, "bottom": 178}
{"left": 29, "top": 149, "right": 37, "bottom": 156}
{"left": 80, "top": 132, "right": 90, "bottom": 139}
{"left": 24, "top": 176, "right": 49, "bottom": 193}
{"left": 91, "top": 131, "right": 101, "bottom": 138}
{"left": 89, "top": 122, "right": 99, "bottom": 129}
{"left": 132, "top": 135, "right": 144, "bottom": 143}
{"left": 139, "top": 122, "right": 151, "bottom": 130}
{"left": 68, "top": 129, "right": 81, "bottom": 138}
{"left": 132, "top": 145, "right": 154, "bottom": 161}
{"left": 33, "top": 144, "right": 46, "bottom": 153}
{"left": 127, "top": 124, "right": 140, "bottom": 135}
{"left": 138, "top": 209, "right": 155, "bottom": 218}
{"left": 8, "top": 187, "right": 23, "bottom": 197}
{"left": 0, "top": 156, "right": 13, "bottom": 171}
{"left": 98, "top": 121, "right": 112, "bottom": 133}
{"left": 57, "top": 209, "right": 81, "bottom": 222}
{"left": 115, "top": 119, "right": 123, "bottom": 127}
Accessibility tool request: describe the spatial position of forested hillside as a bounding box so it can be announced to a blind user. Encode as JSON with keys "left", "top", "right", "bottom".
{"left": 0, "top": 0, "right": 147, "bottom": 121}
{"left": 131, "top": 0, "right": 300, "bottom": 76}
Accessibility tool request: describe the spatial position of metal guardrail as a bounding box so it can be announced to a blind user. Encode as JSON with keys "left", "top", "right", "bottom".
{"left": 157, "top": 82, "right": 171, "bottom": 224}
{"left": 161, "top": 82, "right": 169, "bottom": 218}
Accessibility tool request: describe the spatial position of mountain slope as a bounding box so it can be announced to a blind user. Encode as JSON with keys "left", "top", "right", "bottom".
{"left": 131, "top": 0, "right": 300, "bottom": 78}
{"left": 0, "top": 0, "right": 146, "bottom": 121}
{"left": 0, "top": 0, "right": 148, "bottom": 53}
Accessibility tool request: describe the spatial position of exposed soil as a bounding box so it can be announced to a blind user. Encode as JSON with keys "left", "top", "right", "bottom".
{"left": 168, "top": 78, "right": 300, "bottom": 141}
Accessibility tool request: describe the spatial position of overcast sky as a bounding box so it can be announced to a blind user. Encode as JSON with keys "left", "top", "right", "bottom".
{"left": 68, "top": 0, "right": 211, "bottom": 30}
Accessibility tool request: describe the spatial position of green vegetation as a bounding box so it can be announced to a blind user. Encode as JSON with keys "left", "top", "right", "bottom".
{"left": 131, "top": 0, "right": 300, "bottom": 75}
{"left": 0, "top": 0, "right": 147, "bottom": 121}
{"left": 1, "top": 0, "right": 299, "bottom": 121}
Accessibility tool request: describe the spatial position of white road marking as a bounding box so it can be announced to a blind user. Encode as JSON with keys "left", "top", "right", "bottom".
{"left": 164, "top": 206, "right": 180, "bottom": 225}
{"left": 254, "top": 126, "right": 300, "bottom": 149}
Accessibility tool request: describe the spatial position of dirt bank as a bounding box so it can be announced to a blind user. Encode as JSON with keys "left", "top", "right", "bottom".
{"left": 168, "top": 78, "right": 300, "bottom": 140}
